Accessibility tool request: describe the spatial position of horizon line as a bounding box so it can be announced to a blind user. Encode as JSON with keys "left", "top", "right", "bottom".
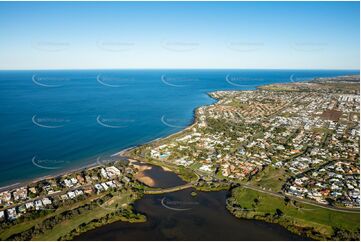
{"left": 0, "top": 68, "right": 359, "bottom": 72}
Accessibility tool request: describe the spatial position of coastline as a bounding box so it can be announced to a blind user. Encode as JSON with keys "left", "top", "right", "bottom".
{"left": 121, "top": 75, "right": 360, "bottom": 241}
{"left": 0, "top": 162, "right": 100, "bottom": 193}
{"left": 0, "top": 74, "right": 324, "bottom": 193}
{"left": 1, "top": 74, "right": 351, "bottom": 192}
{"left": 1, "top": 74, "right": 359, "bottom": 241}
{"left": 0, "top": 120, "right": 197, "bottom": 193}
{"left": 0, "top": 142, "right": 148, "bottom": 193}
{"left": 0, "top": 105, "right": 206, "bottom": 193}
{"left": 122, "top": 93, "right": 220, "bottom": 156}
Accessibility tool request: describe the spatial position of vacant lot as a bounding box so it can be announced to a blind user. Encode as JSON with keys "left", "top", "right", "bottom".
{"left": 321, "top": 109, "right": 342, "bottom": 121}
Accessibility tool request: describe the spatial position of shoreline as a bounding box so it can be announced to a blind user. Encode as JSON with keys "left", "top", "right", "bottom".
{"left": 0, "top": 105, "right": 204, "bottom": 193}
{"left": 1, "top": 74, "right": 359, "bottom": 241}
{"left": 122, "top": 93, "right": 220, "bottom": 155}
{"left": 0, "top": 140, "right": 158, "bottom": 192}
{"left": 0, "top": 74, "right": 324, "bottom": 193}
{"left": 1, "top": 74, "right": 357, "bottom": 194}
{"left": 121, "top": 76, "right": 360, "bottom": 240}
{"left": 0, "top": 162, "right": 99, "bottom": 193}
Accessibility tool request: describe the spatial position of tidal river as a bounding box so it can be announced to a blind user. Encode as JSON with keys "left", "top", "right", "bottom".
{"left": 74, "top": 163, "right": 306, "bottom": 240}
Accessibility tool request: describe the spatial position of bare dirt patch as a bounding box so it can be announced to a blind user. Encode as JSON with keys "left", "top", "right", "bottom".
{"left": 320, "top": 109, "right": 342, "bottom": 121}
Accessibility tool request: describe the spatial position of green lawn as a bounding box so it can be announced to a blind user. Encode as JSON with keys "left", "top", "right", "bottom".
{"left": 32, "top": 192, "right": 136, "bottom": 241}
{"left": 246, "top": 166, "right": 287, "bottom": 192}
{"left": 230, "top": 187, "right": 360, "bottom": 240}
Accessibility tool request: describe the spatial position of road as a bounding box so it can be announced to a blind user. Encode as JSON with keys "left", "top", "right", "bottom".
{"left": 241, "top": 184, "right": 360, "bottom": 214}
{"left": 144, "top": 183, "right": 194, "bottom": 195}
{"left": 126, "top": 154, "right": 359, "bottom": 214}
{"left": 2, "top": 183, "right": 95, "bottom": 211}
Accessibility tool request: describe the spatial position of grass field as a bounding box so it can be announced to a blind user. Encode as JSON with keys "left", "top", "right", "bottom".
{"left": 229, "top": 187, "right": 360, "bottom": 240}
{"left": 32, "top": 192, "right": 137, "bottom": 240}
{"left": 246, "top": 166, "right": 287, "bottom": 192}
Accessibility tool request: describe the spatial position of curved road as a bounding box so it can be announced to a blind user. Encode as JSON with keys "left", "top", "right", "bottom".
{"left": 123, "top": 156, "right": 359, "bottom": 214}
{"left": 242, "top": 184, "right": 360, "bottom": 214}
{"left": 143, "top": 181, "right": 359, "bottom": 214}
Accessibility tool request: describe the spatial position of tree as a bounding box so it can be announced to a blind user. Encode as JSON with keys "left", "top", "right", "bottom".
{"left": 275, "top": 208, "right": 283, "bottom": 217}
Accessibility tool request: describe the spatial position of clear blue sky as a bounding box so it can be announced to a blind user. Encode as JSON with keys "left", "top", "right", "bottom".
{"left": 0, "top": 1, "right": 359, "bottom": 70}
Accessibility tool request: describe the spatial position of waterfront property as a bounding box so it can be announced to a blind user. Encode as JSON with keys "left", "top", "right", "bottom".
{"left": 128, "top": 76, "right": 360, "bottom": 240}
{"left": 0, "top": 76, "right": 359, "bottom": 241}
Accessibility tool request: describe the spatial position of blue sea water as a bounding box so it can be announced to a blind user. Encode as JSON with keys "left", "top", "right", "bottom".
{"left": 0, "top": 69, "right": 358, "bottom": 187}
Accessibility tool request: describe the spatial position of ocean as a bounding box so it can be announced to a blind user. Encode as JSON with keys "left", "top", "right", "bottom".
{"left": 0, "top": 69, "right": 358, "bottom": 187}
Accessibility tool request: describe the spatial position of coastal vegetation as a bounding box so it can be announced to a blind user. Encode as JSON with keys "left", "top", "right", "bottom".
{"left": 194, "top": 180, "right": 230, "bottom": 192}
